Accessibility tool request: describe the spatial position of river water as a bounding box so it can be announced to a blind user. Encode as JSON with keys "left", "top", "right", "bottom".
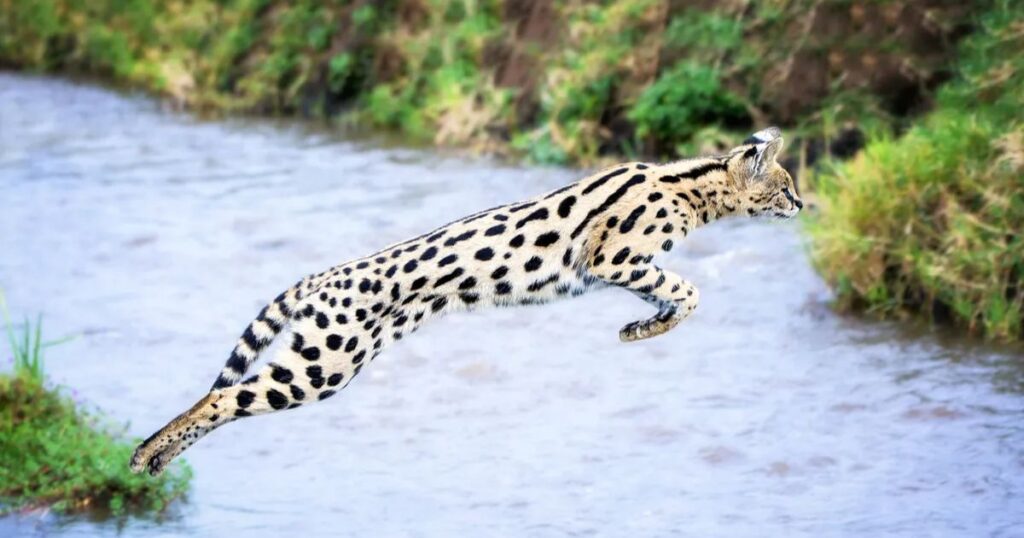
{"left": 1, "top": 73, "right": 1022, "bottom": 537}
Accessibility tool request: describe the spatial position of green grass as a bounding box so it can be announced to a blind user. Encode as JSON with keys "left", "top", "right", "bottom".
{"left": 0, "top": 294, "right": 191, "bottom": 515}
{"left": 0, "top": 0, "right": 985, "bottom": 165}
{"left": 806, "top": 0, "right": 1024, "bottom": 340}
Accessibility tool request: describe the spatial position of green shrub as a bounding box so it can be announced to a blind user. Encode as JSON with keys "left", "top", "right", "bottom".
{"left": 629, "top": 61, "right": 748, "bottom": 152}
{"left": 807, "top": 0, "right": 1024, "bottom": 339}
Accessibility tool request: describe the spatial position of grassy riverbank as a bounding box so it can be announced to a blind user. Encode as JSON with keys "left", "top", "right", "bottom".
{"left": 1, "top": 309, "right": 191, "bottom": 515}
{"left": 807, "top": 0, "right": 1024, "bottom": 340}
{"left": 0, "top": 0, "right": 981, "bottom": 165}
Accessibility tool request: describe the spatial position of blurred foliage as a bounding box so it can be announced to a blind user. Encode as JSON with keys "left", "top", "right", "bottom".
{"left": 0, "top": 297, "right": 191, "bottom": 514}
{"left": 807, "top": 0, "right": 1024, "bottom": 340}
{"left": 0, "top": 0, "right": 989, "bottom": 165}
{"left": 629, "top": 61, "right": 747, "bottom": 153}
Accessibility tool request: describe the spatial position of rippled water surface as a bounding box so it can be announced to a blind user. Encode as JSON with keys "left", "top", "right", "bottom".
{"left": 1, "top": 73, "right": 1022, "bottom": 537}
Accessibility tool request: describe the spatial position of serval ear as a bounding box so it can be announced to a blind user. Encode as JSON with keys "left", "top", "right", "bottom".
{"left": 741, "top": 127, "right": 784, "bottom": 178}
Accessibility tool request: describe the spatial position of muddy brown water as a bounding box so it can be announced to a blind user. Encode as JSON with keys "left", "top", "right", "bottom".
{"left": 1, "top": 73, "right": 1022, "bottom": 537}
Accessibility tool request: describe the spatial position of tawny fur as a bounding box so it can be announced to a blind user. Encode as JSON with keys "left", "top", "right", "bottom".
{"left": 131, "top": 128, "right": 802, "bottom": 476}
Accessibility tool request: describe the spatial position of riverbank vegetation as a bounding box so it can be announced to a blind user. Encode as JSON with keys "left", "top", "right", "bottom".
{"left": 808, "top": 0, "right": 1024, "bottom": 340}
{"left": 0, "top": 303, "right": 191, "bottom": 515}
{"left": 0, "top": 0, "right": 980, "bottom": 166}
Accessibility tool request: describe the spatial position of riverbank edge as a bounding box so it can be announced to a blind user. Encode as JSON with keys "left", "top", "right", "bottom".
{"left": 0, "top": 306, "right": 192, "bottom": 517}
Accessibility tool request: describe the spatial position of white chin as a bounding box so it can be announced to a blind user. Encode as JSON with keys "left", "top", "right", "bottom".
{"left": 766, "top": 209, "right": 799, "bottom": 219}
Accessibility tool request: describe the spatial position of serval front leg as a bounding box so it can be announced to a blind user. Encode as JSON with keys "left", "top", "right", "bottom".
{"left": 585, "top": 239, "right": 699, "bottom": 342}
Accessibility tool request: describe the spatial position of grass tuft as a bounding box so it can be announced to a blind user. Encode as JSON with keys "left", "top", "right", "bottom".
{"left": 0, "top": 293, "right": 191, "bottom": 515}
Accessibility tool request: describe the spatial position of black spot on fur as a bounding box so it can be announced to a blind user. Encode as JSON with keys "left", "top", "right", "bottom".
{"left": 475, "top": 247, "right": 495, "bottom": 261}
{"left": 558, "top": 196, "right": 576, "bottom": 218}
{"left": 534, "top": 231, "right": 559, "bottom": 247}
{"left": 226, "top": 352, "right": 246, "bottom": 374}
{"left": 434, "top": 267, "right": 465, "bottom": 288}
{"left": 485, "top": 224, "right": 506, "bottom": 236}
{"left": 571, "top": 174, "right": 646, "bottom": 239}
{"left": 444, "top": 230, "right": 477, "bottom": 246}
{"left": 306, "top": 365, "right": 323, "bottom": 380}
{"left": 460, "top": 293, "right": 479, "bottom": 304}
{"left": 516, "top": 207, "right": 549, "bottom": 229}
{"left": 315, "top": 312, "right": 329, "bottom": 329}
{"left": 438, "top": 254, "right": 458, "bottom": 267}
{"left": 612, "top": 247, "right": 631, "bottom": 265}
{"left": 660, "top": 162, "right": 727, "bottom": 183}
{"left": 583, "top": 167, "right": 628, "bottom": 195}
{"left": 431, "top": 297, "right": 448, "bottom": 312}
{"left": 491, "top": 266, "right": 509, "bottom": 279}
{"left": 619, "top": 205, "right": 646, "bottom": 234}
{"left": 648, "top": 192, "right": 663, "bottom": 202}
{"left": 290, "top": 333, "right": 305, "bottom": 353}
{"left": 420, "top": 246, "right": 438, "bottom": 261}
{"left": 345, "top": 337, "right": 359, "bottom": 353}
{"left": 403, "top": 260, "right": 418, "bottom": 273}
{"left": 326, "top": 334, "right": 343, "bottom": 351}
{"left": 236, "top": 390, "right": 255, "bottom": 408}
{"left": 495, "top": 282, "right": 512, "bottom": 295}
{"left": 509, "top": 201, "right": 537, "bottom": 213}
{"left": 318, "top": 390, "right": 336, "bottom": 401}
{"left": 459, "top": 277, "right": 478, "bottom": 290}
{"left": 271, "top": 365, "right": 294, "bottom": 384}
{"left": 510, "top": 234, "right": 525, "bottom": 248}
{"left": 290, "top": 385, "right": 306, "bottom": 400}
{"left": 527, "top": 274, "right": 559, "bottom": 292}
{"left": 327, "top": 373, "right": 344, "bottom": 387}
{"left": 411, "top": 276, "right": 428, "bottom": 290}
{"left": 524, "top": 256, "right": 543, "bottom": 272}
{"left": 301, "top": 347, "right": 321, "bottom": 361}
